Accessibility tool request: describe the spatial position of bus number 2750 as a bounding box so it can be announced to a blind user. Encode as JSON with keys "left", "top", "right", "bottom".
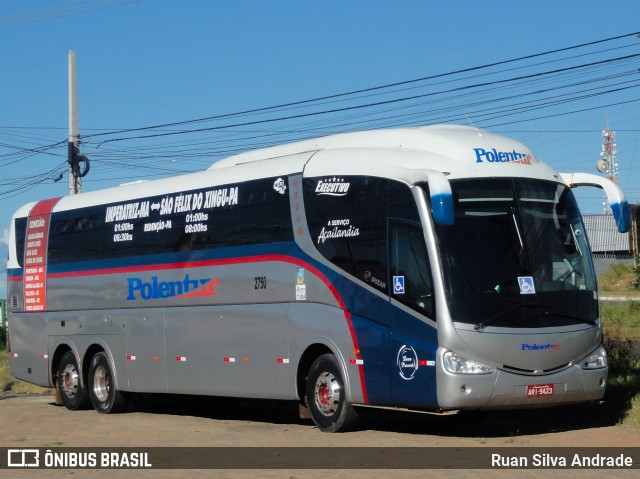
{"left": 254, "top": 276, "right": 267, "bottom": 290}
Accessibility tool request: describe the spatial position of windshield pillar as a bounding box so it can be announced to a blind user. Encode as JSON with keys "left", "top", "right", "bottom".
{"left": 412, "top": 186, "right": 456, "bottom": 335}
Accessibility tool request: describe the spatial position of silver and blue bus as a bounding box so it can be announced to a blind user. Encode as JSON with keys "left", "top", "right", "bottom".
{"left": 6, "top": 125, "right": 630, "bottom": 432}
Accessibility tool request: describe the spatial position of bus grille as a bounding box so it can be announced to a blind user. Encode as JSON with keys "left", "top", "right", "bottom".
{"left": 502, "top": 362, "right": 571, "bottom": 375}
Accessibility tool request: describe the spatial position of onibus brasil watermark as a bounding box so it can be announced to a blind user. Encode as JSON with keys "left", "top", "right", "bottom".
{"left": 5, "top": 449, "right": 151, "bottom": 469}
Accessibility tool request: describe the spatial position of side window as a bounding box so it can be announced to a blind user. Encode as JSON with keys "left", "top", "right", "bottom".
{"left": 388, "top": 180, "right": 420, "bottom": 223}
{"left": 46, "top": 177, "right": 293, "bottom": 264}
{"left": 14, "top": 218, "right": 27, "bottom": 267}
{"left": 187, "top": 193, "right": 239, "bottom": 251}
{"left": 304, "top": 176, "right": 388, "bottom": 292}
{"left": 390, "top": 221, "right": 434, "bottom": 318}
{"left": 191, "top": 176, "right": 293, "bottom": 249}
{"left": 237, "top": 177, "right": 293, "bottom": 245}
{"left": 49, "top": 208, "right": 108, "bottom": 263}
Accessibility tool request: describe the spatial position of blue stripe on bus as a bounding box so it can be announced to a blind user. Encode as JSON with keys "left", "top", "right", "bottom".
{"left": 10, "top": 240, "right": 439, "bottom": 408}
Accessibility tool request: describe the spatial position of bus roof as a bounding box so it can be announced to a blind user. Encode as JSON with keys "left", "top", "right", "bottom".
{"left": 212, "top": 124, "right": 560, "bottom": 183}
{"left": 15, "top": 125, "right": 562, "bottom": 217}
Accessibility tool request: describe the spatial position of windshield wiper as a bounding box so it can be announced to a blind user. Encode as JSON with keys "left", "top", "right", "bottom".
{"left": 474, "top": 300, "right": 534, "bottom": 331}
{"left": 537, "top": 308, "right": 597, "bottom": 326}
{"left": 474, "top": 298, "right": 597, "bottom": 331}
{"left": 511, "top": 208, "right": 524, "bottom": 253}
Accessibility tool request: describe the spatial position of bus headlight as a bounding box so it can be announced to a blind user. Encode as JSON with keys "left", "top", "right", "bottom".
{"left": 581, "top": 346, "right": 608, "bottom": 370}
{"left": 443, "top": 351, "right": 495, "bottom": 375}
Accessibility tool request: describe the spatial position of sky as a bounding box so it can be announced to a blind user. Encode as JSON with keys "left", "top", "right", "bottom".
{"left": 1, "top": 0, "right": 640, "bottom": 299}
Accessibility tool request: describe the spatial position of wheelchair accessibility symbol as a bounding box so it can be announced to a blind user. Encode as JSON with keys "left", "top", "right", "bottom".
{"left": 517, "top": 276, "right": 536, "bottom": 295}
{"left": 393, "top": 276, "right": 405, "bottom": 294}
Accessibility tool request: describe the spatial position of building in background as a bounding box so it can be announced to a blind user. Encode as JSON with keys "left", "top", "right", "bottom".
{"left": 584, "top": 204, "right": 639, "bottom": 275}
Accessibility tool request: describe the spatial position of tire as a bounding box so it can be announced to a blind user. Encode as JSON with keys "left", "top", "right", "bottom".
{"left": 57, "top": 351, "right": 90, "bottom": 410}
{"left": 88, "top": 352, "right": 128, "bottom": 414}
{"left": 306, "top": 353, "right": 358, "bottom": 432}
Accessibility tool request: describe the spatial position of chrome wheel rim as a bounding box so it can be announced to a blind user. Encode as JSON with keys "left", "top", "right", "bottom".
{"left": 314, "top": 371, "right": 340, "bottom": 417}
{"left": 93, "top": 365, "right": 110, "bottom": 403}
{"left": 61, "top": 363, "right": 79, "bottom": 398}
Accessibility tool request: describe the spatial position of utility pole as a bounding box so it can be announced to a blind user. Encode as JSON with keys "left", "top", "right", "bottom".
{"left": 68, "top": 50, "right": 80, "bottom": 195}
{"left": 67, "top": 50, "right": 89, "bottom": 194}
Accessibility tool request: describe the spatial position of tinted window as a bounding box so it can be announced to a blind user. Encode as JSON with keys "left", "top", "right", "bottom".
{"left": 49, "top": 207, "right": 110, "bottom": 261}
{"left": 47, "top": 177, "right": 292, "bottom": 264}
{"left": 304, "top": 176, "right": 387, "bottom": 291}
{"left": 14, "top": 217, "right": 27, "bottom": 267}
{"left": 390, "top": 220, "right": 434, "bottom": 317}
{"left": 388, "top": 181, "right": 420, "bottom": 223}
{"left": 434, "top": 178, "right": 598, "bottom": 328}
{"left": 238, "top": 178, "right": 293, "bottom": 245}
{"left": 304, "top": 176, "right": 418, "bottom": 293}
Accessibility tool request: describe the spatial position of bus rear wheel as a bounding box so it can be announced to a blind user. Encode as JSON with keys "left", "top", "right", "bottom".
{"left": 57, "top": 351, "right": 90, "bottom": 411}
{"left": 88, "top": 352, "right": 128, "bottom": 414}
{"left": 306, "top": 354, "right": 358, "bottom": 432}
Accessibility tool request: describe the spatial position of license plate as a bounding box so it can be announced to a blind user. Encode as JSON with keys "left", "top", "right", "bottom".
{"left": 526, "top": 384, "right": 554, "bottom": 397}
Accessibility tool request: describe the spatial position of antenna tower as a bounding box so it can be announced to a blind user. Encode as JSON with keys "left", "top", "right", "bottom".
{"left": 596, "top": 119, "right": 618, "bottom": 214}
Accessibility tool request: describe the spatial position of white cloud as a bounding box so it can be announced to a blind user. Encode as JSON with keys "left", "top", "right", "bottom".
{"left": 1, "top": 228, "right": 8, "bottom": 246}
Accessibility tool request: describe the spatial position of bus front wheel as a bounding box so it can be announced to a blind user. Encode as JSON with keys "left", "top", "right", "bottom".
{"left": 306, "top": 354, "right": 358, "bottom": 432}
{"left": 88, "top": 352, "right": 128, "bottom": 414}
{"left": 57, "top": 351, "right": 90, "bottom": 411}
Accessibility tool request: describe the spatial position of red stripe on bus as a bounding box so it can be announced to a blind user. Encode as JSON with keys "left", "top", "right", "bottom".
{"left": 47, "top": 253, "right": 369, "bottom": 403}
{"left": 30, "top": 197, "right": 62, "bottom": 216}
{"left": 23, "top": 197, "right": 62, "bottom": 313}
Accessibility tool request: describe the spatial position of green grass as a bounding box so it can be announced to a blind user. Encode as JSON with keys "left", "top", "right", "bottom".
{"left": 628, "top": 392, "right": 640, "bottom": 427}
{"left": 598, "top": 261, "right": 640, "bottom": 295}
{"left": 599, "top": 262, "right": 640, "bottom": 426}
{"left": 601, "top": 373, "right": 640, "bottom": 426}
{"left": 601, "top": 301, "right": 640, "bottom": 339}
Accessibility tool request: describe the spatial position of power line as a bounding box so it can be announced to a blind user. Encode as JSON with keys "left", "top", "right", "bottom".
{"left": 86, "top": 53, "right": 640, "bottom": 146}
{"left": 2, "top": 31, "right": 640, "bottom": 198}
{"left": 81, "top": 31, "right": 640, "bottom": 141}
{"left": 0, "top": 0, "right": 141, "bottom": 27}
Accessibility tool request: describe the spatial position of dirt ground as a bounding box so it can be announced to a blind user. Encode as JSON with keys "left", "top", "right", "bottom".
{"left": 0, "top": 392, "right": 638, "bottom": 479}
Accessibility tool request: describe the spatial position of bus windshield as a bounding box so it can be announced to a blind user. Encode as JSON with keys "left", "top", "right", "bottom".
{"left": 433, "top": 178, "right": 598, "bottom": 329}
